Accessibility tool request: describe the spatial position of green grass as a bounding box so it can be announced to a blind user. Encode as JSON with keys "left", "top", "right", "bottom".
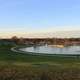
{"left": 0, "top": 45, "right": 80, "bottom": 65}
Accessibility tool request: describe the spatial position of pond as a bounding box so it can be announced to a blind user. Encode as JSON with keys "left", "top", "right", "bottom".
{"left": 19, "top": 45, "right": 80, "bottom": 54}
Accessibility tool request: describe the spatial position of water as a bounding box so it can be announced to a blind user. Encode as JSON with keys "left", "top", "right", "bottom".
{"left": 19, "top": 45, "right": 80, "bottom": 54}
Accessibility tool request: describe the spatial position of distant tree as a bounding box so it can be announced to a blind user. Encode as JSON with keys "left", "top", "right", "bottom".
{"left": 11, "top": 36, "right": 19, "bottom": 44}
{"left": 11, "top": 36, "right": 18, "bottom": 40}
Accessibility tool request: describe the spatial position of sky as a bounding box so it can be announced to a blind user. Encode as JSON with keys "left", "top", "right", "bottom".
{"left": 0, "top": 0, "right": 80, "bottom": 38}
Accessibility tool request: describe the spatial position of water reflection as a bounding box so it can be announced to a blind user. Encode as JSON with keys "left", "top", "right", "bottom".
{"left": 33, "top": 45, "right": 40, "bottom": 52}
{"left": 21, "top": 45, "right": 80, "bottom": 54}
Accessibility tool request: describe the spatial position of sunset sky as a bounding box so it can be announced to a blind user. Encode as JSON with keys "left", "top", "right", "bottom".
{"left": 0, "top": 0, "right": 80, "bottom": 38}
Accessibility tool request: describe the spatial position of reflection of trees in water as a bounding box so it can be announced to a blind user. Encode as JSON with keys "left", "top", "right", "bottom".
{"left": 59, "top": 46, "right": 72, "bottom": 54}
{"left": 31, "top": 45, "right": 80, "bottom": 54}
{"left": 33, "top": 46, "right": 40, "bottom": 52}
{"left": 55, "top": 47, "right": 70, "bottom": 54}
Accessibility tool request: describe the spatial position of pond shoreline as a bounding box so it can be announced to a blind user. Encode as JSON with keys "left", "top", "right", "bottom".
{"left": 11, "top": 45, "right": 80, "bottom": 58}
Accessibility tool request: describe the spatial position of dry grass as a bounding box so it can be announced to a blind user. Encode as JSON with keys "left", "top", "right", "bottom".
{"left": 0, "top": 62, "right": 79, "bottom": 80}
